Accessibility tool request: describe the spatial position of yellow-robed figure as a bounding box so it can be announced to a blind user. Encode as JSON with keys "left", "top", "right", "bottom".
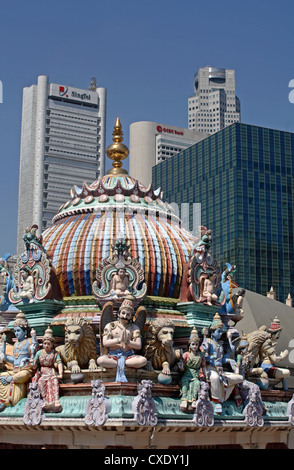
{"left": 0, "top": 312, "right": 38, "bottom": 410}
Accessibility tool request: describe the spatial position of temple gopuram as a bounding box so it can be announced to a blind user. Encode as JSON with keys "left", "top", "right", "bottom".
{"left": 0, "top": 118, "right": 293, "bottom": 450}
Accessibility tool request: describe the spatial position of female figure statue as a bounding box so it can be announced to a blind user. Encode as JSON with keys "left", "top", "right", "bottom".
{"left": 0, "top": 312, "right": 38, "bottom": 411}
{"left": 34, "top": 327, "right": 63, "bottom": 413}
{"left": 180, "top": 328, "right": 206, "bottom": 412}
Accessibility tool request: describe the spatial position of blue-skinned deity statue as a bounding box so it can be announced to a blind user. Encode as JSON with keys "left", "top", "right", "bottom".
{"left": 0, "top": 312, "right": 38, "bottom": 411}
{"left": 201, "top": 313, "right": 243, "bottom": 414}
{"left": 218, "top": 263, "right": 245, "bottom": 327}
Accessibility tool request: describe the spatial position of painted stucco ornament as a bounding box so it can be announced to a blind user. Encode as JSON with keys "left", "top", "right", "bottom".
{"left": 23, "top": 382, "right": 45, "bottom": 426}
{"left": 242, "top": 383, "right": 264, "bottom": 427}
{"left": 22, "top": 224, "right": 46, "bottom": 253}
{"left": 0, "top": 253, "right": 18, "bottom": 312}
{"left": 0, "top": 312, "right": 38, "bottom": 411}
{"left": 192, "top": 381, "right": 214, "bottom": 427}
{"left": 0, "top": 118, "right": 293, "bottom": 440}
{"left": 33, "top": 327, "right": 63, "bottom": 413}
{"left": 84, "top": 380, "right": 111, "bottom": 426}
{"left": 143, "top": 318, "right": 182, "bottom": 385}
{"left": 97, "top": 296, "right": 147, "bottom": 382}
{"left": 93, "top": 237, "right": 147, "bottom": 310}
{"left": 132, "top": 380, "right": 158, "bottom": 426}
{"left": 179, "top": 327, "right": 206, "bottom": 412}
{"left": 228, "top": 332, "right": 267, "bottom": 416}
{"left": 218, "top": 264, "right": 245, "bottom": 327}
{"left": 287, "top": 394, "right": 294, "bottom": 426}
{"left": 244, "top": 317, "right": 290, "bottom": 390}
{"left": 201, "top": 313, "right": 243, "bottom": 414}
{"left": 56, "top": 317, "right": 98, "bottom": 374}
{"left": 179, "top": 227, "right": 221, "bottom": 306}
{"left": 9, "top": 225, "right": 62, "bottom": 305}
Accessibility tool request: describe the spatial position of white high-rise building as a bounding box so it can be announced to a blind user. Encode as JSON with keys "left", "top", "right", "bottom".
{"left": 188, "top": 66, "right": 241, "bottom": 133}
{"left": 129, "top": 121, "right": 207, "bottom": 187}
{"left": 17, "top": 75, "right": 106, "bottom": 254}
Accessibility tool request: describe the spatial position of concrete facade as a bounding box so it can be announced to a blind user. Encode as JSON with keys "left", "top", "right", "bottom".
{"left": 0, "top": 421, "right": 291, "bottom": 449}
{"left": 129, "top": 121, "right": 207, "bottom": 187}
{"left": 16, "top": 75, "right": 107, "bottom": 254}
{"left": 188, "top": 66, "right": 241, "bottom": 133}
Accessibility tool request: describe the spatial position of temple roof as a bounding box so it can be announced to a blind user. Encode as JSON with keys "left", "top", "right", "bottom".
{"left": 42, "top": 119, "right": 197, "bottom": 298}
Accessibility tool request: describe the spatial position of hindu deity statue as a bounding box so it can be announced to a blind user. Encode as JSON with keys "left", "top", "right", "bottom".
{"left": 93, "top": 237, "right": 147, "bottom": 309}
{"left": 9, "top": 224, "right": 63, "bottom": 307}
{"left": 111, "top": 267, "right": 131, "bottom": 298}
{"left": 179, "top": 226, "right": 221, "bottom": 306}
{"left": 202, "top": 273, "right": 219, "bottom": 306}
{"left": 245, "top": 317, "right": 290, "bottom": 390}
{"left": 19, "top": 267, "right": 35, "bottom": 303}
{"left": 218, "top": 264, "right": 246, "bottom": 327}
{"left": 0, "top": 312, "right": 38, "bottom": 411}
{"left": 222, "top": 328, "right": 243, "bottom": 374}
{"left": 0, "top": 253, "right": 17, "bottom": 312}
{"left": 33, "top": 327, "right": 63, "bottom": 413}
{"left": 201, "top": 313, "right": 243, "bottom": 414}
{"left": 179, "top": 327, "right": 206, "bottom": 413}
{"left": 97, "top": 296, "right": 147, "bottom": 382}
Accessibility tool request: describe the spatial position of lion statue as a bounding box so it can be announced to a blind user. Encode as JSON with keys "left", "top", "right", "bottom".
{"left": 56, "top": 317, "right": 98, "bottom": 373}
{"left": 142, "top": 318, "right": 182, "bottom": 376}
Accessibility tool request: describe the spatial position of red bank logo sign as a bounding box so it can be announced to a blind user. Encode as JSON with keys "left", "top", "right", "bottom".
{"left": 59, "top": 86, "right": 69, "bottom": 97}
{"left": 156, "top": 125, "right": 184, "bottom": 136}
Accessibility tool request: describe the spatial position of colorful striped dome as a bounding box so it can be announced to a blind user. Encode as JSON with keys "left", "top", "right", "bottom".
{"left": 42, "top": 174, "right": 196, "bottom": 299}
{"left": 42, "top": 118, "right": 197, "bottom": 299}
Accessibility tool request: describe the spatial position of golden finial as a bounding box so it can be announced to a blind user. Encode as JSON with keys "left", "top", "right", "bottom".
{"left": 106, "top": 118, "right": 129, "bottom": 175}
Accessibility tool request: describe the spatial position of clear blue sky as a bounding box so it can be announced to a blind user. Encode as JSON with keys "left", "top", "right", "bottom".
{"left": 0, "top": 0, "right": 294, "bottom": 254}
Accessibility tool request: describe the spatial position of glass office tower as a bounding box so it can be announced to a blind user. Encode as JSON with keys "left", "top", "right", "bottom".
{"left": 152, "top": 122, "right": 294, "bottom": 303}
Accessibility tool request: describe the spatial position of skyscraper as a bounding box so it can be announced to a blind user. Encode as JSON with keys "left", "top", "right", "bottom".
{"left": 188, "top": 66, "right": 241, "bottom": 133}
{"left": 128, "top": 121, "right": 207, "bottom": 187}
{"left": 16, "top": 75, "right": 107, "bottom": 254}
{"left": 153, "top": 122, "right": 294, "bottom": 303}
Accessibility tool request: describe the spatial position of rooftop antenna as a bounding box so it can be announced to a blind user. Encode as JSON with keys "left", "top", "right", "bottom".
{"left": 89, "top": 77, "right": 97, "bottom": 90}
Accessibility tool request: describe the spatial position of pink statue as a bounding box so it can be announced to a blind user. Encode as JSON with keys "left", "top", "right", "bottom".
{"left": 34, "top": 327, "right": 63, "bottom": 413}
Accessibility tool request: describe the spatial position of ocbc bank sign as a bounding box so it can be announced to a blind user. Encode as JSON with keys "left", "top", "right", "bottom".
{"left": 156, "top": 125, "right": 184, "bottom": 136}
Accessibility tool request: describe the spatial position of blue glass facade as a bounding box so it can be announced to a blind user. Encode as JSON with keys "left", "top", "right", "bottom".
{"left": 152, "top": 123, "right": 294, "bottom": 303}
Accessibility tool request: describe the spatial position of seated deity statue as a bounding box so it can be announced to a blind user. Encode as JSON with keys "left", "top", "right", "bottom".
{"left": 97, "top": 296, "right": 147, "bottom": 382}
{"left": 201, "top": 313, "right": 243, "bottom": 414}
{"left": 19, "top": 267, "right": 35, "bottom": 303}
{"left": 202, "top": 273, "right": 219, "bottom": 306}
{"left": 242, "top": 316, "right": 290, "bottom": 390}
{"left": 259, "top": 317, "right": 289, "bottom": 389}
{"left": 111, "top": 268, "right": 131, "bottom": 298}
{"left": 0, "top": 312, "right": 38, "bottom": 411}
